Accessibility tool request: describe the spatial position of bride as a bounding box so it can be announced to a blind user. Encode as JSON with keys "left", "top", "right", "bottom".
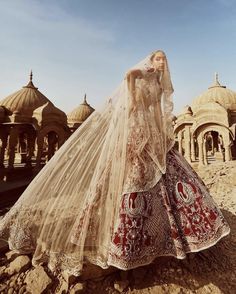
{"left": 0, "top": 50, "right": 230, "bottom": 275}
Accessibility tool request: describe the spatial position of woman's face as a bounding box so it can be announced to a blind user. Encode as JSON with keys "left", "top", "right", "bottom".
{"left": 151, "top": 51, "right": 166, "bottom": 72}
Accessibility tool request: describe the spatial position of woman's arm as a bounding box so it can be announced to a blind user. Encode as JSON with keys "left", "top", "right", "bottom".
{"left": 126, "top": 69, "right": 142, "bottom": 94}
{"left": 126, "top": 69, "right": 143, "bottom": 107}
{"left": 126, "top": 70, "right": 143, "bottom": 116}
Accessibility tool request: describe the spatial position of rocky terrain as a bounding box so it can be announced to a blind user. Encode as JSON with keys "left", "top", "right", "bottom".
{"left": 0, "top": 161, "right": 236, "bottom": 294}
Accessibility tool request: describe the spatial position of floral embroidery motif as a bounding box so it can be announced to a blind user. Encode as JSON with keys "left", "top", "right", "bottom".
{"left": 108, "top": 149, "right": 230, "bottom": 269}
{"left": 111, "top": 192, "right": 153, "bottom": 261}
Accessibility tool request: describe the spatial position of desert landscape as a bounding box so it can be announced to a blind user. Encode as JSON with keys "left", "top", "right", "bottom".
{"left": 0, "top": 161, "right": 235, "bottom": 294}
{"left": 1, "top": 1, "right": 236, "bottom": 293}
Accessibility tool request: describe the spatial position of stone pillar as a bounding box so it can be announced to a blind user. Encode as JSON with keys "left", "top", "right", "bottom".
{"left": 58, "top": 133, "right": 66, "bottom": 148}
{"left": 198, "top": 137, "right": 204, "bottom": 166}
{"left": 191, "top": 136, "right": 196, "bottom": 161}
{"left": 47, "top": 132, "right": 58, "bottom": 161}
{"left": 8, "top": 128, "right": 18, "bottom": 168}
{"left": 0, "top": 132, "right": 8, "bottom": 168}
{"left": 19, "top": 132, "right": 27, "bottom": 163}
{"left": 225, "top": 145, "right": 232, "bottom": 161}
{"left": 222, "top": 133, "right": 232, "bottom": 162}
{"left": 36, "top": 135, "right": 44, "bottom": 168}
{"left": 26, "top": 131, "right": 36, "bottom": 167}
{"left": 203, "top": 137, "right": 208, "bottom": 165}
{"left": 178, "top": 132, "right": 183, "bottom": 155}
{"left": 185, "top": 127, "right": 191, "bottom": 163}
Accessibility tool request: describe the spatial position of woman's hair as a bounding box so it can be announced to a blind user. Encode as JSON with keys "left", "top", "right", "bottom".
{"left": 150, "top": 50, "right": 166, "bottom": 62}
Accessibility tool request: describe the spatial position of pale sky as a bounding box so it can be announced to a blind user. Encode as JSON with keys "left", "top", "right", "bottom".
{"left": 0, "top": 0, "right": 236, "bottom": 115}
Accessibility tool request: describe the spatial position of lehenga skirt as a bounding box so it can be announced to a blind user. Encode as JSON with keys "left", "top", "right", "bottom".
{"left": 105, "top": 149, "right": 230, "bottom": 270}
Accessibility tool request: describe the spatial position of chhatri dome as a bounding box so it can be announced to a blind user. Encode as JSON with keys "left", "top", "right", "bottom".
{"left": 67, "top": 94, "right": 95, "bottom": 126}
{"left": 0, "top": 72, "right": 70, "bottom": 170}
{"left": 192, "top": 73, "right": 236, "bottom": 111}
{"left": 174, "top": 73, "right": 236, "bottom": 167}
{"left": 0, "top": 71, "right": 51, "bottom": 117}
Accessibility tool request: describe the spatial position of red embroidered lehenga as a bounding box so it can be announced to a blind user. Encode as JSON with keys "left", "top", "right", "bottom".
{"left": 0, "top": 51, "right": 230, "bottom": 275}
{"left": 106, "top": 149, "right": 229, "bottom": 270}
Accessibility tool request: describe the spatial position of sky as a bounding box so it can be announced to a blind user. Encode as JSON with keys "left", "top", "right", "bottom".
{"left": 0, "top": 0, "right": 236, "bottom": 115}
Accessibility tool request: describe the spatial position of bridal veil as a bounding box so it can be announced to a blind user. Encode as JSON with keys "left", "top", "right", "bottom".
{"left": 0, "top": 51, "right": 174, "bottom": 274}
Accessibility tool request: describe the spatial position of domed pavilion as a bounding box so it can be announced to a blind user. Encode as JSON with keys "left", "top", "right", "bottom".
{"left": 0, "top": 72, "right": 70, "bottom": 173}
{"left": 174, "top": 74, "right": 236, "bottom": 165}
{"left": 67, "top": 94, "right": 95, "bottom": 133}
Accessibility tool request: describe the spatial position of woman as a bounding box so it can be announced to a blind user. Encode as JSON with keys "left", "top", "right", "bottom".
{"left": 0, "top": 51, "right": 230, "bottom": 275}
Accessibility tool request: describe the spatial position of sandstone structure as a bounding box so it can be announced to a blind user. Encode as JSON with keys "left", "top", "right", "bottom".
{"left": 67, "top": 94, "right": 95, "bottom": 133}
{"left": 0, "top": 74, "right": 94, "bottom": 181}
{"left": 174, "top": 74, "right": 236, "bottom": 166}
{"left": 0, "top": 72, "right": 69, "bottom": 170}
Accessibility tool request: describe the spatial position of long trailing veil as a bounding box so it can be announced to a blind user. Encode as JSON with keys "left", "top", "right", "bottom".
{"left": 0, "top": 51, "right": 174, "bottom": 275}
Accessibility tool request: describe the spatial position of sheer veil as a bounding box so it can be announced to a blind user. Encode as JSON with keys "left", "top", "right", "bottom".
{"left": 0, "top": 51, "right": 174, "bottom": 275}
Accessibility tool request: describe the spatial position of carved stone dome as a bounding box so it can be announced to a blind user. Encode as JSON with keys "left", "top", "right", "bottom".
{"left": 67, "top": 94, "right": 95, "bottom": 124}
{"left": 192, "top": 74, "right": 236, "bottom": 111}
{"left": 0, "top": 72, "right": 51, "bottom": 117}
{"left": 33, "top": 102, "right": 67, "bottom": 126}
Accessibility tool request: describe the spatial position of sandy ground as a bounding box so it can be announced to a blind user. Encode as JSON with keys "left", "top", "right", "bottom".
{"left": 0, "top": 161, "right": 236, "bottom": 293}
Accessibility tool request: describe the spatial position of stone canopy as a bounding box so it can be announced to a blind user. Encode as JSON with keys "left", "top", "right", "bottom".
{"left": 0, "top": 72, "right": 70, "bottom": 173}
{"left": 67, "top": 94, "right": 95, "bottom": 132}
{"left": 174, "top": 74, "right": 236, "bottom": 166}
